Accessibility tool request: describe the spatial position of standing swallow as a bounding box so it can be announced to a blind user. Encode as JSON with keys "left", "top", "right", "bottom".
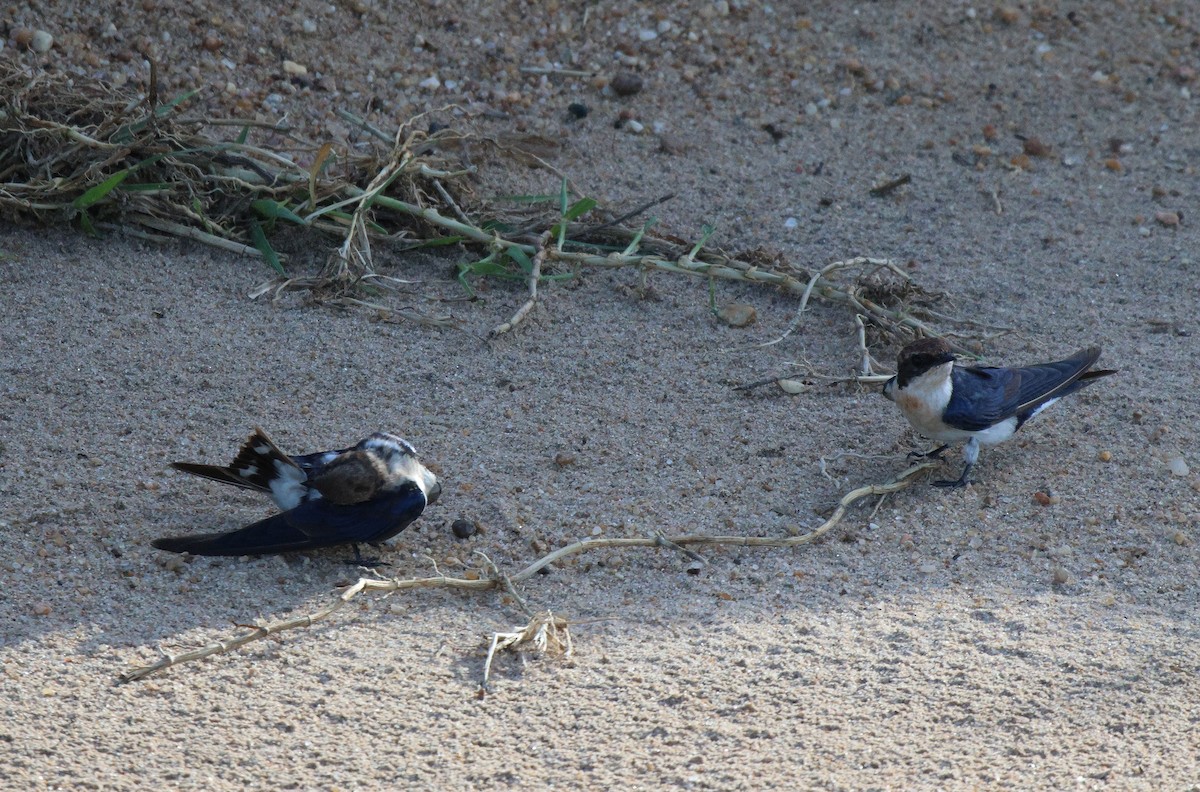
{"left": 153, "top": 428, "right": 441, "bottom": 559}
{"left": 882, "top": 338, "right": 1115, "bottom": 488}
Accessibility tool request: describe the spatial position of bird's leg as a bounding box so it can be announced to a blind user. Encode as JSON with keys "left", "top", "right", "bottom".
{"left": 344, "top": 543, "right": 389, "bottom": 568}
{"left": 908, "top": 443, "right": 950, "bottom": 461}
{"left": 933, "top": 438, "right": 979, "bottom": 488}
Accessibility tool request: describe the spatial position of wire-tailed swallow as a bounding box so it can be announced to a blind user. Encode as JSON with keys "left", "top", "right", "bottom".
{"left": 882, "top": 338, "right": 1115, "bottom": 488}
{"left": 153, "top": 428, "right": 441, "bottom": 558}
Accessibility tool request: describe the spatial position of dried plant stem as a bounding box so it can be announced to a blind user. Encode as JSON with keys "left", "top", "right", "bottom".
{"left": 490, "top": 229, "right": 551, "bottom": 337}
{"left": 118, "top": 461, "right": 935, "bottom": 683}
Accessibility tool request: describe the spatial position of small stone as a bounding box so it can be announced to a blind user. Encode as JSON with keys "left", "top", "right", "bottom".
{"left": 995, "top": 7, "right": 1020, "bottom": 24}
{"left": 783, "top": 216, "right": 798, "bottom": 229}
{"left": 32, "top": 602, "right": 52, "bottom": 616}
{"left": 718, "top": 303, "right": 756, "bottom": 327}
{"left": 418, "top": 75, "right": 441, "bottom": 91}
{"left": 1167, "top": 456, "right": 1189, "bottom": 477}
{"left": 637, "top": 29, "right": 658, "bottom": 41}
{"left": 451, "top": 519, "right": 476, "bottom": 539}
{"left": 1032, "top": 491, "right": 1055, "bottom": 506}
{"left": 685, "top": 561, "right": 704, "bottom": 575}
{"left": 567, "top": 102, "right": 589, "bottom": 119}
{"left": 610, "top": 72, "right": 644, "bottom": 96}
{"left": 1051, "top": 567, "right": 1070, "bottom": 585}
{"left": 1155, "top": 211, "right": 1180, "bottom": 227}
{"left": 282, "top": 60, "right": 307, "bottom": 76}
{"left": 30, "top": 30, "right": 54, "bottom": 53}
{"left": 553, "top": 452, "right": 576, "bottom": 467}
{"left": 12, "top": 29, "right": 34, "bottom": 49}
{"left": 918, "top": 561, "right": 939, "bottom": 574}
{"left": 623, "top": 119, "right": 645, "bottom": 134}
{"left": 201, "top": 35, "right": 222, "bottom": 52}
{"left": 1097, "top": 450, "right": 1112, "bottom": 462}
{"left": 1010, "top": 153, "right": 1032, "bottom": 170}
{"left": 1172, "top": 530, "right": 1191, "bottom": 546}
{"left": 1023, "top": 137, "right": 1052, "bottom": 157}
{"left": 1103, "top": 157, "right": 1123, "bottom": 172}
{"left": 777, "top": 379, "right": 807, "bottom": 395}
{"left": 982, "top": 124, "right": 998, "bottom": 140}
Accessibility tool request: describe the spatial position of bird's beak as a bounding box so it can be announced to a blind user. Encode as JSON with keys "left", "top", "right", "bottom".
{"left": 881, "top": 376, "right": 897, "bottom": 402}
{"left": 425, "top": 476, "right": 442, "bottom": 505}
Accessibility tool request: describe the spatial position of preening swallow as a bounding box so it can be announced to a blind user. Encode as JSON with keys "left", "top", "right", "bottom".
{"left": 882, "top": 338, "right": 1115, "bottom": 488}
{"left": 153, "top": 428, "right": 441, "bottom": 558}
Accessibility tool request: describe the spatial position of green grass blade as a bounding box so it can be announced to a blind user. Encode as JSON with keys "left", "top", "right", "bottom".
{"left": 73, "top": 170, "right": 130, "bottom": 209}
{"left": 505, "top": 247, "right": 534, "bottom": 274}
{"left": 249, "top": 220, "right": 285, "bottom": 275}
{"left": 118, "top": 182, "right": 173, "bottom": 193}
{"left": 251, "top": 199, "right": 306, "bottom": 225}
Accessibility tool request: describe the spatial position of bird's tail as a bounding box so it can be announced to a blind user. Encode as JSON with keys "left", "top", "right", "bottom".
{"left": 152, "top": 513, "right": 319, "bottom": 556}
{"left": 170, "top": 427, "right": 299, "bottom": 494}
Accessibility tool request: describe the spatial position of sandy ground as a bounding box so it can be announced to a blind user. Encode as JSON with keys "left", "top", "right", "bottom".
{"left": 3, "top": 2, "right": 1200, "bottom": 789}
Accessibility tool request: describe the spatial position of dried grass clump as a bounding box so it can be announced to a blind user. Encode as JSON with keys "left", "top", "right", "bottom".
{"left": 0, "top": 60, "right": 472, "bottom": 293}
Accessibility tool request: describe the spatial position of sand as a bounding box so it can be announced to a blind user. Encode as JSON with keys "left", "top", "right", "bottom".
{"left": 2, "top": 2, "right": 1199, "bottom": 789}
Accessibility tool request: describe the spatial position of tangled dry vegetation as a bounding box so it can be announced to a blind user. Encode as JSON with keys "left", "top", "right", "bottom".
{"left": 0, "top": 59, "right": 1001, "bottom": 348}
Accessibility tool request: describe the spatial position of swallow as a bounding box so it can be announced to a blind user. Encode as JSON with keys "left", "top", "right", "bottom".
{"left": 882, "top": 338, "right": 1115, "bottom": 488}
{"left": 153, "top": 428, "right": 441, "bottom": 560}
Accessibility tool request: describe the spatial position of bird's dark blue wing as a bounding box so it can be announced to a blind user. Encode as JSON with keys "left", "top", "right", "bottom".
{"left": 152, "top": 482, "right": 428, "bottom": 556}
{"left": 942, "top": 366, "right": 1017, "bottom": 431}
{"left": 943, "top": 348, "right": 1104, "bottom": 432}
{"left": 283, "top": 481, "right": 428, "bottom": 545}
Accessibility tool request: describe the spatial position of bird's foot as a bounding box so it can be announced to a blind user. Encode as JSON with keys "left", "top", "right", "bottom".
{"left": 932, "top": 464, "right": 973, "bottom": 489}
{"left": 343, "top": 544, "right": 390, "bottom": 568}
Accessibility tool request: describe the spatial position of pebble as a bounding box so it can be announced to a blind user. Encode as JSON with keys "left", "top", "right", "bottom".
{"left": 567, "top": 102, "right": 589, "bottom": 119}
{"left": 283, "top": 60, "right": 307, "bottom": 76}
{"left": 623, "top": 119, "right": 645, "bottom": 134}
{"left": 718, "top": 303, "right": 756, "bottom": 327}
{"left": 418, "top": 75, "right": 441, "bottom": 91}
{"left": 1167, "top": 456, "right": 1189, "bottom": 477}
{"left": 451, "top": 519, "right": 476, "bottom": 539}
{"left": 31, "top": 30, "right": 53, "bottom": 53}
{"left": 610, "top": 72, "right": 644, "bottom": 96}
{"left": 1155, "top": 211, "right": 1180, "bottom": 227}
{"left": 1051, "top": 567, "right": 1070, "bottom": 585}
{"left": 554, "top": 452, "right": 576, "bottom": 467}
{"left": 32, "top": 602, "right": 52, "bottom": 616}
{"left": 1022, "top": 137, "right": 1052, "bottom": 157}
{"left": 1097, "top": 450, "right": 1112, "bottom": 462}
